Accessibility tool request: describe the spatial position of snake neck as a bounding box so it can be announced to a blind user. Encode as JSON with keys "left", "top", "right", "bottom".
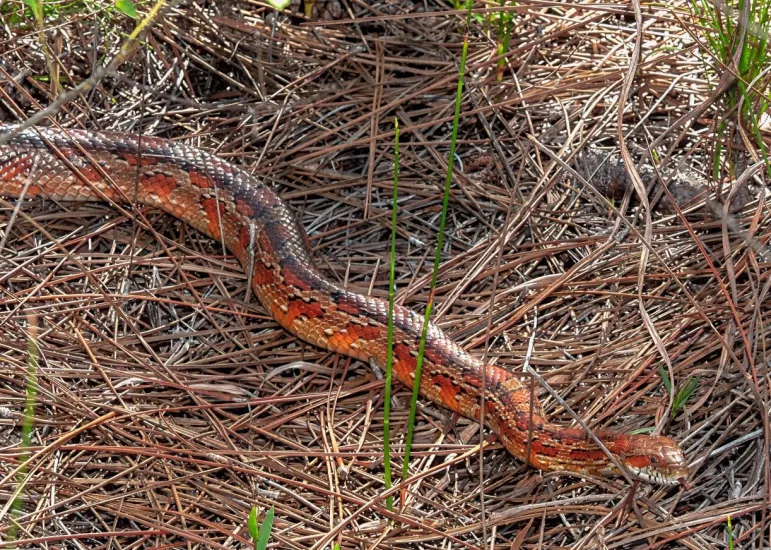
{"left": 474, "top": 368, "right": 638, "bottom": 476}
{"left": 487, "top": 384, "right": 684, "bottom": 480}
{"left": 520, "top": 425, "right": 628, "bottom": 476}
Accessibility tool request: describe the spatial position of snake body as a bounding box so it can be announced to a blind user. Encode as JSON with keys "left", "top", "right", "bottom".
{"left": 0, "top": 124, "right": 687, "bottom": 485}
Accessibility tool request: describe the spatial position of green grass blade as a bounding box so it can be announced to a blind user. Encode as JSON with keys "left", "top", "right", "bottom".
{"left": 255, "top": 506, "right": 275, "bottom": 550}
{"left": 657, "top": 363, "right": 671, "bottom": 394}
{"left": 383, "top": 118, "right": 399, "bottom": 511}
{"left": 690, "top": 0, "right": 771, "bottom": 161}
{"left": 23, "top": 0, "right": 43, "bottom": 22}
{"left": 248, "top": 505, "right": 259, "bottom": 544}
{"left": 496, "top": 0, "right": 506, "bottom": 80}
{"left": 727, "top": 514, "right": 734, "bottom": 550}
{"left": 8, "top": 317, "right": 40, "bottom": 543}
{"left": 671, "top": 376, "right": 700, "bottom": 419}
{"left": 401, "top": 6, "right": 471, "bottom": 480}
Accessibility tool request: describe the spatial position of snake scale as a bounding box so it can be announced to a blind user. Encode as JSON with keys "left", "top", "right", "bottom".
{"left": 0, "top": 124, "right": 688, "bottom": 485}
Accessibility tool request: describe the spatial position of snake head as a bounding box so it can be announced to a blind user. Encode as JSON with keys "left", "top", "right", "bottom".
{"left": 614, "top": 435, "right": 689, "bottom": 486}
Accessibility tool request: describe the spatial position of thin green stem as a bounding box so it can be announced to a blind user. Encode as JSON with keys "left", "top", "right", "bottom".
{"left": 401, "top": 8, "right": 471, "bottom": 480}
{"left": 8, "top": 317, "right": 39, "bottom": 544}
{"left": 495, "top": 0, "right": 512, "bottom": 81}
{"left": 383, "top": 119, "right": 399, "bottom": 512}
{"left": 727, "top": 514, "right": 734, "bottom": 550}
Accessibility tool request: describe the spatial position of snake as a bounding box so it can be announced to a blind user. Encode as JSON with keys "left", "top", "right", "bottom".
{"left": 0, "top": 123, "right": 688, "bottom": 485}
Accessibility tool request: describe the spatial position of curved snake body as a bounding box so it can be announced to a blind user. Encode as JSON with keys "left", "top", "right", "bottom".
{"left": 0, "top": 124, "right": 688, "bottom": 485}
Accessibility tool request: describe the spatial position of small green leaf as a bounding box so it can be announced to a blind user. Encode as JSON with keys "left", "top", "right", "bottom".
{"left": 115, "top": 0, "right": 137, "bottom": 18}
{"left": 255, "top": 506, "right": 275, "bottom": 550}
{"left": 671, "top": 376, "right": 699, "bottom": 419}
{"left": 657, "top": 363, "right": 671, "bottom": 393}
{"left": 23, "top": 0, "right": 43, "bottom": 21}
{"left": 247, "top": 506, "right": 259, "bottom": 542}
{"left": 266, "top": 0, "right": 291, "bottom": 9}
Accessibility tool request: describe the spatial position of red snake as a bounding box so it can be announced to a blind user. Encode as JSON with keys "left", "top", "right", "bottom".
{"left": 0, "top": 124, "right": 688, "bottom": 485}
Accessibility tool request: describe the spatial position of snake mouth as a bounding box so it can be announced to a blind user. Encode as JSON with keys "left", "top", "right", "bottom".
{"left": 628, "top": 466, "right": 688, "bottom": 487}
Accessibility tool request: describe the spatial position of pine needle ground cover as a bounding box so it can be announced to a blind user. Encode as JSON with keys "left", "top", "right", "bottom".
{"left": 0, "top": 1, "right": 768, "bottom": 547}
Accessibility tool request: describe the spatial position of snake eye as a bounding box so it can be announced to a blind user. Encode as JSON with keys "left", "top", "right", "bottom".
{"left": 649, "top": 456, "right": 658, "bottom": 465}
